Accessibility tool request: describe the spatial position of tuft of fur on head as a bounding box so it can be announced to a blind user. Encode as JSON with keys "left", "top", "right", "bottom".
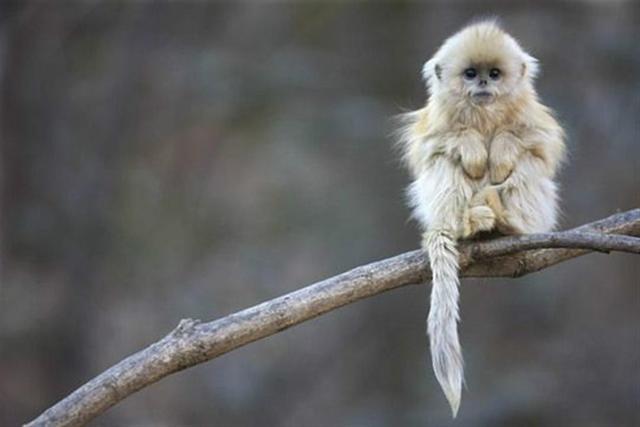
{"left": 422, "top": 20, "right": 539, "bottom": 109}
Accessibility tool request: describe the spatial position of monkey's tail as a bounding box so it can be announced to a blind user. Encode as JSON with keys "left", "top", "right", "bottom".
{"left": 423, "top": 229, "right": 464, "bottom": 418}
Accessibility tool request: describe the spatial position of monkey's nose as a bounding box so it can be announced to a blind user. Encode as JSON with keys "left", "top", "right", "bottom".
{"left": 479, "top": 79, "right": 488, "bottom": 87}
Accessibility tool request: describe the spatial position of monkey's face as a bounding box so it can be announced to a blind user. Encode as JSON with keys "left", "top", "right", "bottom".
{"left": 433, "top": 57, "right": 525, "bottom": 107}
{"left": 460, "top": 64, "right": 503, "bottom": 105}
{"left": 452, "top": 58, "right": 524, "bottom": 107}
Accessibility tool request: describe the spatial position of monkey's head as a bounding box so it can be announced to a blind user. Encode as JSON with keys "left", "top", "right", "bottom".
{"left": 423, "top": 20, "right": 539, "bottom": 107}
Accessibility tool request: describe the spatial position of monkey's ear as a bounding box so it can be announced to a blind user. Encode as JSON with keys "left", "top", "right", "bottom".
{"left": 422, "top": 59, "right": 441, "bottom": 83}
{"left": 434, "top": 64, "right": 442, "bottom": 80}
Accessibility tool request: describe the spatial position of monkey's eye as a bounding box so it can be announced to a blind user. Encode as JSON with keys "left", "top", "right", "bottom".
{"left": 463, "top": 68, "right": 477, "bottom": 79}
{"left": 489, "top": 68, "right": 501, "bottom": 79}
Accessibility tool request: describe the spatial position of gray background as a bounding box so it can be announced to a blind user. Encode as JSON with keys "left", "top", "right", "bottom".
{"left": 1, "top": 1, "right": 639, "bottom": 426}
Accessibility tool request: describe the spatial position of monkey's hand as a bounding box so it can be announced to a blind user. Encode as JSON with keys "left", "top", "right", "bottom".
{"left": 489, "top": 132, "right": 523, "bottom": 184}
{"left": 457, "top": 131, "right": 488, "bottom": 180}
{"left": 461, "top": 185, "right": 502, "bottom": 238}
{"left": 471, "top": 185, "right": 523, "bottom": 235}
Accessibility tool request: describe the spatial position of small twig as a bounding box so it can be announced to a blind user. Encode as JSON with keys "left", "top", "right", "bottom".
{"left": 26, "top": 209, "right": 640, "bottom": 427}
{"left": 466, "top": 231, "right": 640, "bottom": 259}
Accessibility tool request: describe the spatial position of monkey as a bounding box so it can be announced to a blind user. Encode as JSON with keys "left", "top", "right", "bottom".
{"left": 397, "top": 20, "right": 566, "bottom": 417}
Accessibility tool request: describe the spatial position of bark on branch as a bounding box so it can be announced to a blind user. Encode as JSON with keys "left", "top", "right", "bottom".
{"left": 26, "top": 209, "right": 640, "bottom": 427}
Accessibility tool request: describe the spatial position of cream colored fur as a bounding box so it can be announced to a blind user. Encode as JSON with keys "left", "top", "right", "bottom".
{"left": 398, "top": 20, "right": 566, "bottom": 416}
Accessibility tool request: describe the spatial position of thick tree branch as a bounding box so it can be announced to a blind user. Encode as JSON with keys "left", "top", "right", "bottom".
{"left": 26, "top": 209, "right": 640, "bottom": 427}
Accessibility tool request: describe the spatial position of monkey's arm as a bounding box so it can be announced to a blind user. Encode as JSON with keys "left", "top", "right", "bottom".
{"left": 402, "top": 125, "right": 487, "bottom": 182}
{"left": 519, "top": 125, "right": 566, "bottom": 177}
{"left": 489, "top": 122, "right": 565, "bottom": 184}
{"left": 400, "top": 107, "right": 488, "bottom": 180}
{"left": 488, "top": 131, "right": 525, "bottom": 184}
{"left": 485, "top": 124, "right": 565, "bottom": 234}
{"left": 441, "top": 129, "right": 488, "bottom": 180}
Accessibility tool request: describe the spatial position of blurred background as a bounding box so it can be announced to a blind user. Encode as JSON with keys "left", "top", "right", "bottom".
{"left": 1, "top": 1, "right": 639, "bottom": 426}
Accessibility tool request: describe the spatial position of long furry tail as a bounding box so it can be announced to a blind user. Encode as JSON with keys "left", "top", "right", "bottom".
{"left": 423, "top": 229, "right": 464, "bottom": 417}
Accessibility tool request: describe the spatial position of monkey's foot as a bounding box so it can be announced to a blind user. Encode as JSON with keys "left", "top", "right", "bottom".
{"left": 471, "top": 186, "right": 503, "bottom": 213}
{"left": 462, "top": 205, "right": 496, "bottom": 238}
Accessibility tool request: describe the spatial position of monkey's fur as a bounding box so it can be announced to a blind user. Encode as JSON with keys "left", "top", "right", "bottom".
{"left": 398, "top": 21, "right": 565, "bottom": 416}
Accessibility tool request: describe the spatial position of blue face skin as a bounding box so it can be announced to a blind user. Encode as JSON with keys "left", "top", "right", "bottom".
{"left": 462, "top": 65, "right": 502, "bottom": 105}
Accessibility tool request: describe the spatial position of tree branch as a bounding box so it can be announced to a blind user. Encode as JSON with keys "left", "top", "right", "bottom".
{"left": 26, "top": 209, "right": 640, "bottom": 427}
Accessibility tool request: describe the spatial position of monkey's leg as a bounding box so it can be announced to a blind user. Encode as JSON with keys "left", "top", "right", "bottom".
{"left": 409, "top": 157, "right": 476, "bottom": 240}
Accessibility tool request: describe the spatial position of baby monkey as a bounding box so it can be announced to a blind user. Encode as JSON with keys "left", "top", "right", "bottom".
{"left": 399, "top": 20, "right": 565, "bottom": 416}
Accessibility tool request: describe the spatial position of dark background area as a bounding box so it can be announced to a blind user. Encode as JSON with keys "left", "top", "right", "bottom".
{"left": 1, "top": 1, "right": 638, "bottom": 426}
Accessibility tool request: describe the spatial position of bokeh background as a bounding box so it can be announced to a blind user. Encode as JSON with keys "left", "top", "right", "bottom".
{"left": 1, "top": 1, "right": 639, "bottom": 426}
